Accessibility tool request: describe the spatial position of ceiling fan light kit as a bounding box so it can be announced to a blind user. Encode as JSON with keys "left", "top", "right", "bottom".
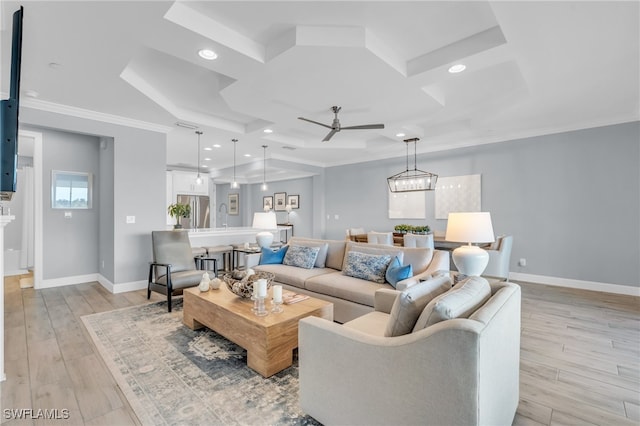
{"left": 387, "top": 138, "right": 438, "bottom": 193}
{"left": 298, "top": 106, "right": 384, "bottom": 141}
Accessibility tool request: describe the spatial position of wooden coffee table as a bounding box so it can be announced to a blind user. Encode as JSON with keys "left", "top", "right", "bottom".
{"left": 183, "top": 285, "right": 333, "bottom": 377}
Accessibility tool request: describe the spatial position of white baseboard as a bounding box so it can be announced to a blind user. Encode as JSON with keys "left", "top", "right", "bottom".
{"left": 97, "top": 275, "right": 146, "bottom": 294}
{"left": 38, "top": 273, "right": 100, "bottom": 289}
{"left": 5, "top": 269, "right": 29, "bottom": 277}
{"left": 36, "top": 274, "right": 146, "bottom": 294}
{"left": 509, "top": 272, "right": 640, "bottom": 297}
{"left": 111, "top": 279, "right": 147, "bottom": 294}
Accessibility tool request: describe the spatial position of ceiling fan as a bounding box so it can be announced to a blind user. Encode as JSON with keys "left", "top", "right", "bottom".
{"left": 298, "top": 106, "right": 385, "bottom": 141}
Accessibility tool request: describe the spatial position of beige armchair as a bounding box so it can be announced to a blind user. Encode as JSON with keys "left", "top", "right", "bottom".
{"left": 483, "top": 235, "right": 513, "bottom": 279}
{"left": 299, "top": 278, "right": 521, "bottom": 426}
{"left": 148, "top": 230, "right": 205, "bottom": 312}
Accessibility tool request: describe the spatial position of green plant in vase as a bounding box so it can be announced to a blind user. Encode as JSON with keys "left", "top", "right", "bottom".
{"left": 167, "top": 203, "right": 191, "bottom": 229}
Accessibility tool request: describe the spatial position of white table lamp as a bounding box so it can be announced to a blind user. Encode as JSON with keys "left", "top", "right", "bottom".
{"left": 252, "top": 212, "right": 277, "bottom": 248}
{"left": 285, "top": 204, "right": 292, "bottom": 224}
{"left": 445, "top": 212, "right": 495, "bottom": 277}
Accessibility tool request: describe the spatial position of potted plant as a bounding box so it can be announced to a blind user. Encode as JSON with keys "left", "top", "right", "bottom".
{"left": 394, "top": 224, "right": 409, "bottom": 235}
{"left": 167, "top": 203, "right": 191, "bottom": 229}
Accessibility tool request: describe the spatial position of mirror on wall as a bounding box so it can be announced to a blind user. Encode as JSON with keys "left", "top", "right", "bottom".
{"left": 51, "top": 170, "right": 93, "bottom": 209}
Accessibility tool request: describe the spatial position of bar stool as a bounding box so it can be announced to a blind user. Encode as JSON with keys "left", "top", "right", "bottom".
{"left": 206, "top": 245, "right": 234, "bottom": 272}
{"left": 191, "top": 247, "right": 207, "bottom": 268}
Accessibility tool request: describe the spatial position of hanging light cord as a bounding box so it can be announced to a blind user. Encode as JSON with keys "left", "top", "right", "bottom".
{"left": 196, "top": 130, "right": 203, "bottom": 180}
{"left": 232, "top": 138, "right": 238, "bottom": 185}
{"left": 262, "top": 145, "right": 267, "bottom": 185}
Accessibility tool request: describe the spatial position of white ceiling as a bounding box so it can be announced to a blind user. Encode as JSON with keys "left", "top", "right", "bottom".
{"left": 1, "top": 1, "right": 638, "bottom": 184}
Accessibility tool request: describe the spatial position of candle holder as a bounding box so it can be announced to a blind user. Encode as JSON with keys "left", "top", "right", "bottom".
{"left": 271, "top": 299, "right": 283, "bottom": 313}
{"left": 254, "top": 296, "right": 268, "bottom": 317}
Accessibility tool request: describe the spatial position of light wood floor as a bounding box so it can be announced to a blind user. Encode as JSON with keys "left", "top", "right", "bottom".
{"left": 1, "top": 274, "right": 639, "bottom": 425}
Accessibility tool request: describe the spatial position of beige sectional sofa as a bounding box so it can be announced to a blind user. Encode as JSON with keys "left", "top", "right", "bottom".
{"left": 249, "top": 236, "right": 449, "bottom": 323}
{"left": 298, "top": 278, "right": 521, "bottom": 425}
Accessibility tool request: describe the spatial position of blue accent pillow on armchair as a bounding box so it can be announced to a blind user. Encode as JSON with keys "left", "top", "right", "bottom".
{"left": 385, "top": 256, "right": 413, "bottom": 288}
{"left": 259, "top": 246, "right": 289, "bottom": 265}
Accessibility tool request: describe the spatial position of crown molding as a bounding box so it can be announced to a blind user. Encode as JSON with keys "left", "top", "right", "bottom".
{"left": 20, "top": 98, "right": 174, "bottom": 134}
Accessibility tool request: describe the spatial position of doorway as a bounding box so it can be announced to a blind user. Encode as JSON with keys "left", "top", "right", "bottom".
{"left": 7, "top": 130, "right": 43, "bottom": 288}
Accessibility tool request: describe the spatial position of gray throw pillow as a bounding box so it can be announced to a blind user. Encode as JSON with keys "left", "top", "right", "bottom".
{"left": 384, "top": 276, "right": 452, "bottom": 337}
{"left": 413, "top": 276, "right": 492, "bottom": 331}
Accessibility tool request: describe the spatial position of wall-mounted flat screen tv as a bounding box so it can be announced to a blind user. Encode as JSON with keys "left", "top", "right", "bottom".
{"left": 0, "top": 6, "right": 23, "bottom": 201}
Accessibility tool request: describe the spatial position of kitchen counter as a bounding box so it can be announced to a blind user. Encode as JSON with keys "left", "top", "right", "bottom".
{"left": 185, "top": 227, "right": 285, "bottom": 247}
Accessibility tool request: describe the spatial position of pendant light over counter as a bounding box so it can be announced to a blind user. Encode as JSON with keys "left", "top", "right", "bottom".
{"left": 195, "top": 130, "right": 203, "bottom": 185}
{"left": 387, "top": 137, "right": 437, "bottom": 192}
{"left": 231, "top": 138, "right": 239, "bottom": 189}
{"left": 261, "top": 145, "right": 268, "bottom": 191}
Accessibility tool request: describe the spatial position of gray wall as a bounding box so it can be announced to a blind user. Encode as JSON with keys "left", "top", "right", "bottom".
{"left": 216, "top": 176, "right": 316, "bottom": 238}
{"left": 250, "top": 177, "right": 314, "bottom": 238}
{"left": 22, "top": 107, "right": 167, "bottom": 286}
{"left": 99, "top": 137, "right": 115, "bottom": 282}
{"left": 112, "top": 129, "right": 166, "bottom": 283}
{"left": 33, "top": 127, "right": 101, "bottom": 279}
{"left": 324, "top": 122, "right": 640, "bottom": 287}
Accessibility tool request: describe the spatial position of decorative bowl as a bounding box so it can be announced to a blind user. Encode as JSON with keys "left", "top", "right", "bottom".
{"left": 222, "top": 271, "right": 276, "bottom": 298}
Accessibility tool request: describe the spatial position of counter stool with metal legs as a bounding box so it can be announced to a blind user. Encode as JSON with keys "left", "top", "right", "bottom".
{"left": 191, "top": 247, "right": 207, "bottom": 268}
{"left": 192, "top": 247, "right": 218, "bottom": 277}
{"left": 205, "top": 245, "right": 234, "bottom": 273}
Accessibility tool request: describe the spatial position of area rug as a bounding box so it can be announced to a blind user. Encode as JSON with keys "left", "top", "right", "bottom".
{"left": 81, "top": 298, "right": 320, "bottom": 426}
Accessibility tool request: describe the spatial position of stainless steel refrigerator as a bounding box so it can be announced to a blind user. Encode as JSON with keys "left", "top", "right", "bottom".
{"left": 176, "top": 194, "right": 210, "bottom": 229}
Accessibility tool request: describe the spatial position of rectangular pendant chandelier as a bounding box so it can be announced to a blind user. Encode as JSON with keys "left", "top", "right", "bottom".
{"left": 387, "top": 138, "right": 438, "bottom": 193}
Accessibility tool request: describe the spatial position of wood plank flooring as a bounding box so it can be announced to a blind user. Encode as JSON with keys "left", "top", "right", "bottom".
{"left": 1, "top": 274, "right": 639, "bottom": 425}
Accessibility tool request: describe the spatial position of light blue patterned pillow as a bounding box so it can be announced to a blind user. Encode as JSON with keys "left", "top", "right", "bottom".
{"left": 283, "top": 245, "right": 320, "bottom": 269}
{"left": 342, "top": 251, "right": 392, "bottom": 283}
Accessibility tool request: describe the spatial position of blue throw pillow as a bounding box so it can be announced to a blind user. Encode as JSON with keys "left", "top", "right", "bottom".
{"left": 259, "top": 246, "right": 289, "bottom": 265}
{"left": 385, "top": 256, "right": 413, "bottom": 288}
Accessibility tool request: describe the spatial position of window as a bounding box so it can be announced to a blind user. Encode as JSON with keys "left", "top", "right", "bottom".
{"left": 51, "top": 171, "right": 93, "bottom": 209}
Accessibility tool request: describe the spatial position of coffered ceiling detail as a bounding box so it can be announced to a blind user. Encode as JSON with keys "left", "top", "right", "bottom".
{"left": 2, "top": 1, "right": 638, "bottom": 184}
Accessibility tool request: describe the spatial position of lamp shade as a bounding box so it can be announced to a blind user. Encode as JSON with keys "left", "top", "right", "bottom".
{"left": 445, "top": 212, "right": 495, "bottom": 244}
{"left": 252, "top": 212, "right": 277, "bottom": 230}
{"left": 446, "top": 212, "right": 495, "bottom": 277}
{"left": 252, "top": 212, "right": 277, "bottom": 248}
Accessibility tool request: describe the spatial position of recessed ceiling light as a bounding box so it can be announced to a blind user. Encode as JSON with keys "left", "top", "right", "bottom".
{"left": 396, "top": 133, "right": 405, "bottom": 137}
{"left": 213, "top": 144, "right": 221, "bottom": 148}
{"left": 204, "top": 157, "right": 211, "bottom": 161}
{"left": 448, "top": 64, "right": 466, "bottom": 73}
{"left": 198, "top": 49, "right": 218, "bottom": 60}
{"left": 204, "top": 147, "right": 212, "bottom": 151}
{"left": 202, "top": 164, "right": 209, "bottom": 168}
{"left": 263, "top": 129, "right": 273, "bottom": 134}
{"left": 244, "top": 154, "right": 251, "bottom": 157}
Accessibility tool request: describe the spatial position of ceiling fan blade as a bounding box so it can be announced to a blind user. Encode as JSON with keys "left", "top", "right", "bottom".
{"left": 298, "top": 117, "right": 333, "bottom": 129}
{"left": 322, "top": 128, "right": 338, "bottom": 142}
{"left": 341, "top": 124, "right": 385, "bottom": 130}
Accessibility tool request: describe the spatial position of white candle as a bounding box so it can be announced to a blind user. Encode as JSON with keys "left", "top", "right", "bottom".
{"left": 273, "top": 285, "right": 283, "bottom": 303}
{"left": 257, "top": 279, "right": 267, "bottom": 298}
